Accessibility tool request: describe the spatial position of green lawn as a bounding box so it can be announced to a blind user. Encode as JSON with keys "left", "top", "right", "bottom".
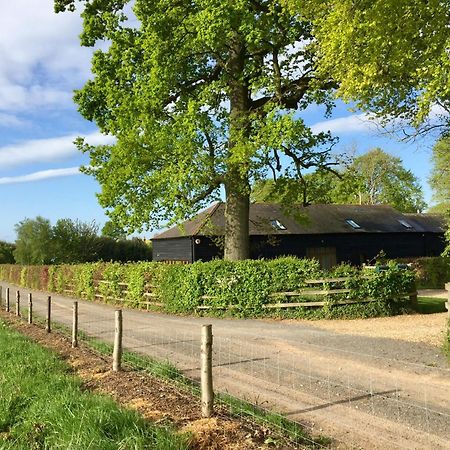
{"left": 415, "top": 296, "right": 448, "bottom": 314}
{"left": 0, "top": 320, "right": 190, "bottom": 450}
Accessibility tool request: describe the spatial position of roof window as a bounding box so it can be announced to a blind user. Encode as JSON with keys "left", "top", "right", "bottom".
{"left": 346, "top": 219, "right": 361, "bottom": 229}
{"left": 270, "top": 219, "right": 287, "bottom": 230}
{"left": 398, "top": 219, "right": 413, "bottom": 229}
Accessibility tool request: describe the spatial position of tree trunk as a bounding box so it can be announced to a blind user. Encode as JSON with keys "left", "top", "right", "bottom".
{"left": 224, "top": 33, "right": 250, "bottom": 261}
{"left": 224, "top": 179, "right": 250, "bottom": 260}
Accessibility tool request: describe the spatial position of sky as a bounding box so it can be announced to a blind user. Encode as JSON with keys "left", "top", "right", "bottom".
{"left": 0, "top": 0, "right": 440, "bottom": 243}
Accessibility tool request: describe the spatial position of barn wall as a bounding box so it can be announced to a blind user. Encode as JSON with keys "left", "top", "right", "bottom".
{"left": 153, "top": 232, "right": 445, "bottom": 265}
{"left": 249, "top": 233, "right": 445, "bottom": 266}
{"left": 152, "top": 238, "right": 193, "bottom": 262}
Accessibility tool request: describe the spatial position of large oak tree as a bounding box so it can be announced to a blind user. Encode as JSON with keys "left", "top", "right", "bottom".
{"left": 55, "top": 0, "right": 339, "bottom": 260}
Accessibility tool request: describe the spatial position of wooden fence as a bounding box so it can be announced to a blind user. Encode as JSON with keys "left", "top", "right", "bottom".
{"left": 62, "top": 275, "right": 417, "bottom": 312}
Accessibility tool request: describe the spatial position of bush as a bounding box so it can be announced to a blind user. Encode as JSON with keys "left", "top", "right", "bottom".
{"left": 397, "top": 257, "right": 450, "bottom": 288}
{"left": 0, "top": 258, "right": 416, "bottom": 319}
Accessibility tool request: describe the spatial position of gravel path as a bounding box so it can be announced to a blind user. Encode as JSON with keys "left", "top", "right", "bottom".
{"left": 1, "top": 282, "right": 449, "bottom": 449}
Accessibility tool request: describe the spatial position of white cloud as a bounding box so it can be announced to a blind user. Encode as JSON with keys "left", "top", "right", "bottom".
{"left": 0, "top": 131, "right": 115, "bottom": 170}
{"left": 0, "top": 167, "right": 81, "bottom": 185}
{"left": 0, "top": 0, "right": 96, "bottom": 112}
{"left": 311, "top": 113, "right": 379, "bottom": 135}
{"left": 0, "top": 113, "right": 26, "bottom": 127}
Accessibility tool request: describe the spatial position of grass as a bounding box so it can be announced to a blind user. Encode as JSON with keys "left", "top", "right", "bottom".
{"left": 415, "top": 296, "right": 447, "bottom": 314}
{"left": 0, "top": 319, "right": 190, "bottom": 450}
{"left": 73, "top": 332, "right": 328, "bottom": 448}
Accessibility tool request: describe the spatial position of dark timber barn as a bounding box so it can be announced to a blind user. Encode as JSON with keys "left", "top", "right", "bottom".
{"left": 151, "top": 203, "right": 446, "bottom": 268}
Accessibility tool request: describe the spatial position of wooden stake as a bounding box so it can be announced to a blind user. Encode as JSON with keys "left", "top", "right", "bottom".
{"left": 15, "top": 291, "right": 20, "bottom": 317}
{"left": 201, "top": 324, "right": 214, "bottom": 418}
{"left": 28, "top": 293, "right": 33, "bottom": 324}
{"left": 5, "top": 287, "right": 9, "bottom": 312}
{"left": 72, "top": 301, "right": 78, "bottom": 348}
{"left": 113, "top": 310, "right": 123, "bottom": 372}
{"left": 46, "top": 296, "right": 51, "bottom": 333}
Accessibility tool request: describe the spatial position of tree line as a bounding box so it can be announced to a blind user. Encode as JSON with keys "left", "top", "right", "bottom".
{"left": 0, "top": 218, "right": 152, "bottom": 265}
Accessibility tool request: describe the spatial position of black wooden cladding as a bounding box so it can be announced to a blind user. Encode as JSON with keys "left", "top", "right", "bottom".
{"left": 152, "top": 232, "right": 445, "bottom": 267}
{"left": 153, "top": 238, "right": 193, "bottom": 262}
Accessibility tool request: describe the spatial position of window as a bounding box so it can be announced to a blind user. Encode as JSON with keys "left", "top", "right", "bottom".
{"left": 270, "top": 219, "right": 287, "bottom": 230}
{"left": 345, "top": 219, "right": 361, "bottom": 229}
{"left": 398, "top": 219, "right": 413, "bottom": 229}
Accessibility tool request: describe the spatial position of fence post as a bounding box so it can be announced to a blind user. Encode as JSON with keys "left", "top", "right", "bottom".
{"left": 15, "top": 291, "right": 20, "bottom": 317}
{"left": 113, "top": 310, "right": 123, "bottom": 371}
{"left": 201, "top": 324, "right": 214, "bottom": 418}
{"left": 0, "top": 286, "right": 2, "bottom": 308}
{"left": 46, "top": 296, "right": 51, "bottom": 333}
{"left": 5, "top": 287, "right": 9, "bottom": 312}
{"left": 72, "top": 301, "right": 78, "bottom": 348}
{"left": 28, "top": 293, "right": 33, "bottom": 324}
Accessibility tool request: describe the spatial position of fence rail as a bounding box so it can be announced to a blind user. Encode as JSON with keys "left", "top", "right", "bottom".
{"left": 75, "top": 274, "right": 417, "bottom": 312}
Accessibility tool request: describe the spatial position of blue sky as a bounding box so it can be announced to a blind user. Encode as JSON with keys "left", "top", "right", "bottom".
{"left": 0, "top": 1, "right": 439, "bottom": 243}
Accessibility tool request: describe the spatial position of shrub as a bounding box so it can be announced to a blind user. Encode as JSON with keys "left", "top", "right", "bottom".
{"left": 397, "top": 257, "right": 450, "bottom": 289}
{"left": 0, "top": 258, "right": 416, "bottom": 319}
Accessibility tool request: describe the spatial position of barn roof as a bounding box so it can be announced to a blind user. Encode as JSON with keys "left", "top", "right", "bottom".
{"left": 152, "top": 203, "right": 446, "bottom": 239}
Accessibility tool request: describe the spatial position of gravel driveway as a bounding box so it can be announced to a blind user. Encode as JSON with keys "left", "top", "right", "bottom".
{"left": 1, "top": 282, "right": 449, "bottom": 449}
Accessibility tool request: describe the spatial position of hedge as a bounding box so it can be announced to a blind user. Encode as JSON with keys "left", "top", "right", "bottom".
{"left": 0, "top": 258, "right": 416, "bottom": 319}
{"left": 396, "top": 257, "right": 450, "bottom": 289}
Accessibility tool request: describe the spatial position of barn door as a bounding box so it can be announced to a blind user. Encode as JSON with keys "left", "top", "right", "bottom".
{"left": 306, "top": 247, "right": 337, "bottom": 270}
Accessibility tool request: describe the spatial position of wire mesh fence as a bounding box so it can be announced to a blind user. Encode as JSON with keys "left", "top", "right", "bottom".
{"left": 0, "top": 282, "right": 449, "bottom": 449}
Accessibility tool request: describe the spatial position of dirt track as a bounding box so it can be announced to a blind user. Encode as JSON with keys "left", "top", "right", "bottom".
{"left": 1, "top": 282, "right": 449, "bottom": 449}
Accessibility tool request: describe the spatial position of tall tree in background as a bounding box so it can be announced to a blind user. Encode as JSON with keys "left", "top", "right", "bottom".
{"left": 52, "top": 219, "right": 99, "bottom": 263}
{"left": 55, "top": 0, "right": 339, "bottom": 260}
{"left": 344, "top": 149, "right": 426, "bottom": 212}
{"left": 429, "top": 137, "right": 450, "bottom": 212}
{"left": 0, "top": 241, "right": 15, "bottom": 264}
{"left": 299, "top": 0, "right": 450, "bottom": 137}
{"left": 14, "top": 217, "right": 53, "bottom": 265}
{"left": 252, "top": 148, "right": 426, "bottom": 212}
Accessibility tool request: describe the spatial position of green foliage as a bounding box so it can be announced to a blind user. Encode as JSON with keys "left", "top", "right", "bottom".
{"left": 0, "top": 241, "right": 15, "bottom": 264}
{"left": 429, "top": 137, "right": 450, "bottom": 205}
{"left": 14, "top": 217, "right": 53, "bottom": 265}
{"left": 398, "top": 257, "right": 450, "bottom": 289}
{"left": 12, "top": 216, "right": 152, "bottom": 265}
{"left": 52, "top": 218, "right": 99, "bottom": 263}
{"left": 303, "top": 0, "right": 450, "bottom": 135}
{"left": 54, "top": 0, "right": 343, "bottom": 260}
{"left": 0, "top": 321, "right": 189, "bottom": 449}
{"left": 252, "top": 148, "right": 426, "bottom": 212}
{"left": 415, "top": 297, "right": 447, "bottom": 314}
{"left": 0, "top": 258, "right": 415, "bottom": 319}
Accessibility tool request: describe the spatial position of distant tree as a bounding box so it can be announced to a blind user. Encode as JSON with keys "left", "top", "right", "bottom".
{"left": 0, "top": 241, "right": 15, "bottom": 264}
{"left": 14, "top": 217, "right": 53, "bottom": 264}
{"left": 429, "top": 137, "right": 450, "bottom": 209}
{"left": 101, "top": 220, "right": 127, "bottom": 240}
{"left": 252, "top": 148, "right": 426, "bottom": 212}
{"left": 97, "top": 237, "right": 152, "bottom": 263}
{"left": 251, "top": 170, "right": 339, "bottom": 205}
{"left": 52, "top": 219, "right": 100, "bottom": 263}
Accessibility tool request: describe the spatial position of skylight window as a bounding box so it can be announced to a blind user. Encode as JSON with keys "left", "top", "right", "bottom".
{"left": 346, "top": 219, "right": 361, "bottom": 229}
{"left": 270, "top": 219, "right": 287, "bottom": 230}
{"left": 398, "top": 219, "right": 413, "bottom": 229}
